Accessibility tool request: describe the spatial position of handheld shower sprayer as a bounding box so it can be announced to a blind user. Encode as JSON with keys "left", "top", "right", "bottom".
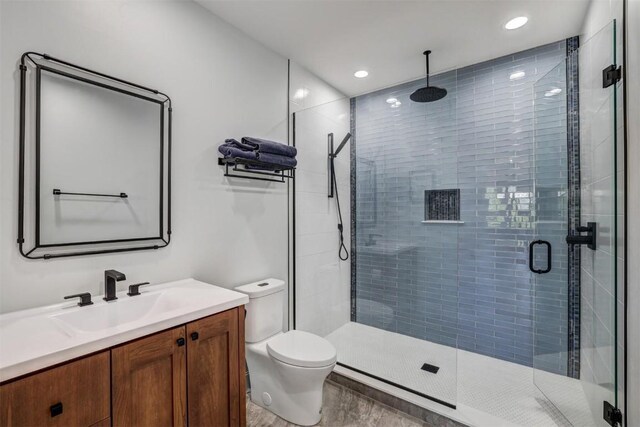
{"left": 328, "top": 132, "right": 352, "bottom": 261}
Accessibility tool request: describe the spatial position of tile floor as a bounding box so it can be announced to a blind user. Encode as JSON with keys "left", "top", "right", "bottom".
{"left": 247, "top": 381, "right": 438, "bottom": 427}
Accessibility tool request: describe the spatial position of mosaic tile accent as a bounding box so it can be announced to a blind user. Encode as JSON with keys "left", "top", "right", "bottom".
{"left": 566, "top": 36, "right": 581, "bottom": 379}
{"left": 351, "top": 40, "right": 574, "bottom": 372}
{"left": 350, "top": 97, "right": 358, "bottom": 322}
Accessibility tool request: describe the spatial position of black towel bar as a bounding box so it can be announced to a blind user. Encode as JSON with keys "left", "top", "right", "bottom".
{"left": 53, "top": 189, "right": 128, "bottom": 198}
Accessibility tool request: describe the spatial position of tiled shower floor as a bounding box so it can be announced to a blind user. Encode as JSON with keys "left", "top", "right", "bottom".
{"left": 326, "top": 322, "right": 596, "bottom": 427}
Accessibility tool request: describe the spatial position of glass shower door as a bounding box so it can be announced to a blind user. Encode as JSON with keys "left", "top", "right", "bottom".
{"left": 532, "top": 21, "right": 619, "bottom": 427}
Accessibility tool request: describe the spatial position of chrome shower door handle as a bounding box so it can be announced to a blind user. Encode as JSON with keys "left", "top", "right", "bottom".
{"left": 529, "top": 240, "right": 552, "bottom": 274}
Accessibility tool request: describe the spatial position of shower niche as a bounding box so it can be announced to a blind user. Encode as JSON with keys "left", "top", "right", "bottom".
{"left": 423, "top": 189, "right": 461, "bottom": 223}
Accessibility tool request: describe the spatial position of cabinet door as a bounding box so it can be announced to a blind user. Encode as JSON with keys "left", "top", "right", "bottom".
{"left": 112, "top": 326, "right": 187, "bottom": 427}
{"left": 0, "top": 351, "right": 110, "bottom": 427}
{"left": 187, "top": 307, "right": 244, "bottom": 427}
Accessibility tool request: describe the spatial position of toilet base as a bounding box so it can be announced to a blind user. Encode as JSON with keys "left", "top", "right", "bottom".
{"left": 246, "top": 338, "right": 335, "bottom": 426}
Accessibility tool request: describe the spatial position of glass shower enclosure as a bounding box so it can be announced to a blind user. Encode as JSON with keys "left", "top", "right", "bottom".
{"left": 290, "top": 19, "right": 621, "bottom": 426}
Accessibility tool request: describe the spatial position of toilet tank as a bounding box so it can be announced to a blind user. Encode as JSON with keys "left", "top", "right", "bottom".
{"left": 234, "top": 278, "right": 285, "bottom": 343}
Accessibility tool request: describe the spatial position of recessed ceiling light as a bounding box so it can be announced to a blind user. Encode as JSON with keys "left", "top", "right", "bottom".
{"left": 386, "top": 97, "right": 398, "bottom": 104}
{"left": 510, "top": 71, "right": 526, "bottom": 80}
{"left": 545, "top": 87, "right": 562, "bottom": 97}
{"left": 293, "top": 88, "right": 309, "bottom": 100}
{"left": 505, "top": 16, "right": 528, "bottom": 30}
{"left": 354, "top": 70, "right": 369, "bottom": 78}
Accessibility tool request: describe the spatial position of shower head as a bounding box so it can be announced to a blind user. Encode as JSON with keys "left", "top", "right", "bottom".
{"left": 410, "top": 86, "right": 448, "bottom": 102}
{"left": 410, "top": 50, "right": 447, "bottom": 103}
{"left": 333, "top": 132, "right": 352, "bottom": 157}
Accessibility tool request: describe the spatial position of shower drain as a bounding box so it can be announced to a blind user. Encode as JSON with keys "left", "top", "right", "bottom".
{"left": 420, "top": 363, "right": 440, "bottom": 374}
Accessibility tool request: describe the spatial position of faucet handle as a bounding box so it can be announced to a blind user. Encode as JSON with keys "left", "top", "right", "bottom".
{"left": 64, "top": 292, "right": 93, "bottom": 307}
{"left": 127, "top": 282, "right": 150, "bottom": 297}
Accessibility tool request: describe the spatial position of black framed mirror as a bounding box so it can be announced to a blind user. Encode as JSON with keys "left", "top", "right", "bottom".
{"left": 18, "top": 52, "right": 172, "bottom": 259}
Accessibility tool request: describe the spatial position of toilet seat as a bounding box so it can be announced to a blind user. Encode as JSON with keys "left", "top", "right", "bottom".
{"left": 266, "top": 330, "right": 337, "bottom": 368}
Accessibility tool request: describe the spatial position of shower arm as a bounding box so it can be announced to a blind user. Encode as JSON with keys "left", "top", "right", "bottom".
{"left": 424, "top": 50, "right": 431, "bottom": 87}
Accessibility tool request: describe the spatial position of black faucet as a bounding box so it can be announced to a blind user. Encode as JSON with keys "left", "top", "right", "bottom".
{"left": 104, "top": 270, "right": 126, "bottom": 301}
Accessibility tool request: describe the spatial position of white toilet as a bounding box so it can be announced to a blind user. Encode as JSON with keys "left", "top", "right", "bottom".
{"left": 235, "top": 278, "right": 337, "bottom": 426}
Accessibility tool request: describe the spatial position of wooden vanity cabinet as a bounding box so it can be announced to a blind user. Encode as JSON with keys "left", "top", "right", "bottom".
{"left": 187, "top": 308, "right": 243, "bottom": 427}
{"left": 111, "top": 306, "right": 246, "bottom": 427}
{"left": 0, "top": 351, "right": 110, "bottom": 427}
{"left": 111, "top": 326, "right": 187, "bottom": 427}
{"left": 1, "top": 306, "right": 245, "bottom": 427}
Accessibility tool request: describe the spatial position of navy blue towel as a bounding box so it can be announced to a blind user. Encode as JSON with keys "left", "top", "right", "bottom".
{"left": 224, "top": 138, "right": 256, "bottom": 152}
{"left": 218, "top": 144, "right": 258, "bottom": 160}
{"left": 241, "top": 137, "right": 297, "bottom": 158}
{"left": 258, "top": 152, "right": 297, "bottom": 168}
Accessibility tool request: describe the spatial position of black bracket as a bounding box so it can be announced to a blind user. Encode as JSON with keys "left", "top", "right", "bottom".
{"left": 566, "top": 222, "right": 596, "bottom": 250}
{"left": 603, "top": 65, "right": 622, "bottom": 88}
{"left": 603, "top": 401, "right": 622, "bottom": 426}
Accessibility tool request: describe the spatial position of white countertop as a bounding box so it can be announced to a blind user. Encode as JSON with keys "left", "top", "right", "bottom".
{"left": 0, "top": 278, "right": 249, "bottom": 382}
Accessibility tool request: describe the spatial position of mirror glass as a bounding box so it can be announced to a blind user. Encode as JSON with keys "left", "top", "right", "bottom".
{"left": 38, "top": 68, "right": 163, "bottom": 246}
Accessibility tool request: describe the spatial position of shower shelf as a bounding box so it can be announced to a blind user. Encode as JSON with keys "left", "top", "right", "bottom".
{"left": 218, "top": 157, "right": 295, "bottom": 183}
{"left": 421, "top": 220, "right": 465, "bottom": 224}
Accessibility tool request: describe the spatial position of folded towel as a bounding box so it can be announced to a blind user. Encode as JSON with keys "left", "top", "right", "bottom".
{"left": 218, "top": 144, "right": 259, "bottom": 160}
{"left": 241, "top": 137, "right": 297, "bottom": 158}
{"left": 224, "top": 138, "right": 256, "bottom": 152}
{"left": 258, "top": 152, "right": 297, "bottom": 168}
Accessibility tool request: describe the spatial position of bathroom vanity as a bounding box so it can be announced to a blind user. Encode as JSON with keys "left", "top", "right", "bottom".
{"left": 0, "top": 279, "right": 248, "bottom": 427}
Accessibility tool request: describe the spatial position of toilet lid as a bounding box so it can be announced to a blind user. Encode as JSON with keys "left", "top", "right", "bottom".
{"left": 267, "top": 330, "right": 337, "bottom": 368}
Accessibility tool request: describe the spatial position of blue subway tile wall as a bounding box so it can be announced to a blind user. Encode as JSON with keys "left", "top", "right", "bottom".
{"left": 352, "top": 41, "right": 571, "bottom": 371}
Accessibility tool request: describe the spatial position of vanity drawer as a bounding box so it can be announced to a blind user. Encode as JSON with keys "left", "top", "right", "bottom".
{"left": 0, "top": 351, "right": 110, "bottom": 427}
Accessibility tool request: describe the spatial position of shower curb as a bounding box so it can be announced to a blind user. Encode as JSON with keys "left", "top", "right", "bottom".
{"left": 328, "top": 372, "right": 469, "bottom": 427}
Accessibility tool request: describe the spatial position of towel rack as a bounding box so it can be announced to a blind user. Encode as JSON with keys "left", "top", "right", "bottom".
{"left": 53, "top": 188, "right": 128, "bottom": 198}
{"left": 218, "top": 157, "right": 295, "bottom": 183}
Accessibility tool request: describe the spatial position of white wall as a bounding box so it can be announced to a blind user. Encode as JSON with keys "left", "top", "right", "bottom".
{"left": 625, "top": 1, "right": 640, "bottom": 425}
{"left": 0, "top": 0, "right": 289, "bottom": 313}
{"left": 289, "top": 62, "right": 351, "bottom": 337}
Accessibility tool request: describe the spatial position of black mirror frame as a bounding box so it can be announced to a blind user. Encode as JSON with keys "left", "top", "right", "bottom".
{"left": 17, "top": 52, "right": 172, "bottom": 259}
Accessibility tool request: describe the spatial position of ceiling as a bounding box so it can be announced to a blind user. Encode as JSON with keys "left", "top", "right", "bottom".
{"left": 197, "top": 0, "right": 591, "bottom": 97}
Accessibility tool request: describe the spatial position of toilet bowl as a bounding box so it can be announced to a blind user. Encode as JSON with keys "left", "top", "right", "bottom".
{"left": 235, "top": 279, "right": 336, "bottom": 426}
